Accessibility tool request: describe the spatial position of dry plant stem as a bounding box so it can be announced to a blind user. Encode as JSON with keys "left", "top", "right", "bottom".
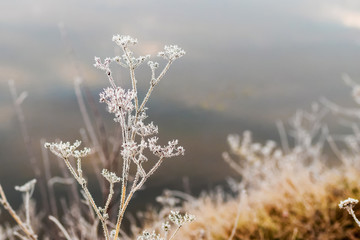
{"left": 82, "top": 182, "right": 109, "bottom": 239}
{"left": 75, "top": 80, "right": 107, "bottom": 166}
{"left": 8, "top": 81, "right": 49, "bottom": 214}
{"left": 123, "top": 46, "right": 139, "bottom": 109}
{"left": 168, "top": 226, "right": 181, "bottom": 240}
{"left": 325, "top": 130, "right": 343, "bottom": 161}
{"left": 276, "top": 120, "right": 290, "bottom": 154}
{"left": 24, "top": 191, "right": 30, "bottom": 228}
{"left": 104, "top": 182, "right": 114, "bottom": 213}
{"left": 347, "top": 208, "right": 360, "bottom": 227}
{"left": 113, "top": 158, "right": 164, "bottom": 240}
{"left": 57, "top": 156, "right": 81, "bottom": 209}
{"left": 0, "top": 185, "right": 37, "bottom": 240}
{"left": 83, "top": 86, "right": 110, "bottom": 159}
{"left": 48, "top": 216, "right": 72, "bottom": 240}
{"left": 130, "top": 60, "right": 173, "bottom": 140}
{"left": 14, "top": 232, "right": 30, "bottom": 240}
{"left": 228, "top": 197, "right": 243, "bottom": 240}
{"left": 41, "top": 139, "right": 58, "bottom": 218}
{"left": 291, "top": 228, "right": 299, "bottom": 240}
{"left": 80, "top": 190, "right": 97, "bottom": 224}
{"left": 62, "top": 158, "right": 110, "bottom": 240}
{"left": 138, "top": 61, "right": 172, "bottom": 114}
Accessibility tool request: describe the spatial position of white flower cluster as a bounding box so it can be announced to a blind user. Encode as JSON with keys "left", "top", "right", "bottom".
{"left": 99, "top": 87, "right": 136, "bottom": 121}
{"left": 158, "top": 45, "right": 186, "bottom": 61}
{"left": 168, "top": 210, "right": 195, "bottom": 227}
{"left": 101, "top": 169, "right": 121, "bottom": 184}
{"left": 339, "top": 198, "right": 358, "bottom": 210}
{"left": 148, "top": 138, "right": 185, "bottom": 158}
{"left": 147, "top": 61, "right": 159, "bottom": 70}
{"left": 44, "top": 140, "right": 91, "bottom": 159}
{"left": 137, "top": 230, "right": 164, "bottom": 240}
{"left": 132, "top": 121, "right": 158, "bottom": 137}
{"left": 112, "top": 35, "right": 138, "bottom": 47}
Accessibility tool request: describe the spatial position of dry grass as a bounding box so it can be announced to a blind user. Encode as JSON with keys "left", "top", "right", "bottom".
{"left": 164, "top": 165, "right": 360, "bottom": 240}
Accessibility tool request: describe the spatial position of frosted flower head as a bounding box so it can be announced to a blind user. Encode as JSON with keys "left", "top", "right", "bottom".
{"left": 133, "top": 121, "right": 158, "bottom": 137}
{"left": 44, "top": 140, "right": 91, "bottom": 159}
{"left": 94, "top": 57, "right": 112, "bottom": 75}
{"left": 148, "top": 137, "right": 185, "bottom": 158}
{"left": 137, "top": 230, "right": 163, "bottom": 240}
{"left": 147, "top": 61, "right": 159, "bottom": 70}
{"left": 99, "top": 87, "right": 136, "bottom": 120}
{"left": 339, "top": 198, "right": 358, "bottom": 210}
{"left": 112, "top": 35, "right": 137, "bottom": 47}
{"left": 168, "top": 210, "right": 195, "bottom": 227}
{"left": 102, "top": 169, "right": 121, "bottom": 184}
{"left": 161, "top": 221, "right": 171, "bottom": 232}
{"left": 158, "top": 45, "right": 185, "bottom": 61}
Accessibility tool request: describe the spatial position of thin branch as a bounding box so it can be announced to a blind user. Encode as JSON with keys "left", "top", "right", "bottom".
{"left": 168, "top": 226, "right": 181, "bottom": 240}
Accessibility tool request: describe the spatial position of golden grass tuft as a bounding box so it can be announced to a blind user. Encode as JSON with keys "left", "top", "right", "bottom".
{"left": 166, "top": 165, "right": 360, "bottom": 240}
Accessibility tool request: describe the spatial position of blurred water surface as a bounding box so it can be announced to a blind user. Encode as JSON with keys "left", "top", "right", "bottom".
{"left": 1, "top": 0, "right": 360, "bottom": 206}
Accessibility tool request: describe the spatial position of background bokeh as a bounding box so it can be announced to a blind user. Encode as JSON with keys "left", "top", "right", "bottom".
{"left": 2, "top": 0, "right": 360, "bottom": 208}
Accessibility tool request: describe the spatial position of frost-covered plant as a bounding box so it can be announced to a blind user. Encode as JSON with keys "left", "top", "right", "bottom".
{"left": 223, "top": 102, "right": 328, "bottom": 190}
{"left": 137, "top": 211, "right": 194, "bottom": 240}
{"left": 43, "top": 35, "right": 186, "bottom": 240}
{"left": 339, "top": 198, "right": 360, "bottom": 227}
